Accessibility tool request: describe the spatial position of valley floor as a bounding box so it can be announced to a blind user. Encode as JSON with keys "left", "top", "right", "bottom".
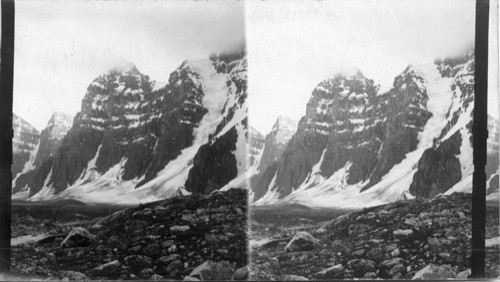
{"left": 9, "top": 189, "right": 248, "bottom": 280}
{"left": 250, "top": 193, "right": 500, "bottom": 280}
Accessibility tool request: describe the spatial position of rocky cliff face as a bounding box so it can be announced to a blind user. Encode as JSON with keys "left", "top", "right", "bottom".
{"left": 12, "top": 114, "right": 40, "bottom": 182}
{"left": 185, "top": 47, "right": 248, "bottom": 194}
{"left": 21, "top": 48, "right": 248, "bottom": 203}
{"left": 248, "top": 127, "right": 265, "bottom": 171}
{"left": 409, "top": 51, "right": 475, "bottom": 197}
{"left": 250, "top": 117, "right": 298, "bottom": 201}
{"left": 33, "top": 112, "right": 73, "bottom": 169}
{"left": 256, "top": 50, "right": 484, "bottom": 207}
{"left": 13, "top": 112, "right": 73, "bottom": 196}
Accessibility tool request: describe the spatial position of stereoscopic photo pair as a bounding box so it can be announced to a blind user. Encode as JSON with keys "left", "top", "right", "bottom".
{"left": 0, "top": 0, "right": 498, "bottom": 280}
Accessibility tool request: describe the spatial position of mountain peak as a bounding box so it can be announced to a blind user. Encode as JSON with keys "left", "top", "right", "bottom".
{"left": 271, "top": 116, "right": 298, "bottom": 145}
{"left": 274, "top": 116, "right": 297, "bottom": 129}
{"left": 48, "top": 111, "right": 73, "bottom": 128}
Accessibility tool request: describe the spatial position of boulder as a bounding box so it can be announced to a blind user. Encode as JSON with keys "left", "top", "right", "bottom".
{"left": 367, "top": 247, "right": 384, "bottom": 261}
{"left": 379, "top": 258, "right": 404, "bottom": 269}
{"left": 233, "top": 266, "right": 249, "bottom": 280}
{"left": 170, "top": 225, "right": 190, "bottom": 233}
{"left": 149, "top": 274, "right": 164, "bottom": 280}
{"left": 455, "top": 269, "right": 471, "bottom": 279}
{"left": 60, "top": 270, "right": 90, "bottom": 280}
{"left": 314, "top": 264, "right": 344, "bottom": 279}
{"left": 124, "top": 255, "right": 153, "bottom": 269}
{"left": 91, "top": 260, "right": 121, "bottom": 276}
{"left": 187, "top": 260, "right": 234, "bottom": 280}
{"left": 346, "top": 259, "right": 376, "bottom": 272}
{"left": 284, "top": 231, "right": 319, "bottom": 252}
{"left": 393, "top": 229, "right": 413, "bottom": 236}
{"left": 61, "top": 227, "right": 94, "bottom": 248}
{"left": 157, "top": 254, "right": 181, "bottom": 266}
{"left": 412, "top": 264, "right": 456, "bottom": 280}
{"left": 283, "top": 274, "right": 309, "bottom": 280}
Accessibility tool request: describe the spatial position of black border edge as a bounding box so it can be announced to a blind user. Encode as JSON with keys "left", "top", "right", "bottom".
{"left": 471, "top": 0, "right": 490, "bottom": 278}
{"left": 0, "top": 0, "right": 14, "bottom": 273}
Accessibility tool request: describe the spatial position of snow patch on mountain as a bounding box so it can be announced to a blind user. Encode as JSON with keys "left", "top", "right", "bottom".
{"left": 30, "top": 167, "right": 55, "bottom": 201}
{"left": 13, "top": 141, "right": 40, "bottom": 186}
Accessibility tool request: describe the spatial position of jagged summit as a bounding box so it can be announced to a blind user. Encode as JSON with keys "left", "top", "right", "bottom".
{"left": 47, "top": 111, "right": 73, "bottom": 129}
{"left": 271, "top": 116, "right": 298, "bottom": 145}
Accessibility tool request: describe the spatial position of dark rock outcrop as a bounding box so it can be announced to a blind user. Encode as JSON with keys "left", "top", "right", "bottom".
{"left": 185, "top": 47, "right": 248, "bottom": 193}
{"left": 185, "top": 126, "right": 239, "bottom": 194}
{"left": 409, "top": 131, "right": 462, "bottom": 197}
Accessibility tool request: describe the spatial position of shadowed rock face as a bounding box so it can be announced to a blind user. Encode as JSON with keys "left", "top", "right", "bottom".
{"left": 185, "top": 126, "right": 239, "bottom": 194}
{"left": 409, "top": 131, "right": 462, "bottom": 197}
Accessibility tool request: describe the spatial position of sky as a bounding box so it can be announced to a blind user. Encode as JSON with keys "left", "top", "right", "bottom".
{"left": 14, "top": 0, "right": 245, "bottom": 131}
{"left": 247, "top": 0, "right": 499, "bottom": 134}
{"left": 12, "top": 0, "right": 499, "bottom": 134}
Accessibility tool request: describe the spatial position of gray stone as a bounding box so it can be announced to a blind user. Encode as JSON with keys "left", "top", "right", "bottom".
{"left": 379, "top": 258, "right": 403, "bottom": 269}
{"left": 455, "top": 269, "right": 471, "bottom": 279}
{"left": 91, "top": 260, "right": 121, "bottom": 276}
{"left": 170, "top": 225, "right": 190, "bottom": 233}
{"left": 346, "top": 259, "right": 376, "bottom": 272}
{"left": 60, "top": 271, "right": 90, "bottom": 281}
{"left": 233, "top": 266, "right": 249, "bottom": 280}
{"left": 412, "top": 264, "right": 456, "bottom": 280}
{"left": 314, "top": 264, "right": 344, "bottom": 279}
{"left": 61, "top": 227, "right": 94, "bottom": 248}
{"left": 285, "top": 231, "right": 319, "bottom": 252}
{"left": 124, "top": 255, "right": 153, "bottom": 269}
{"left": 393, "top": 229, "right": 413, "bottom": 236}
{"left": 188, "top": 260, "right": 234, "bottom": 280}
{"left": 283, "top": 275, "right": 309, "bottom": 280}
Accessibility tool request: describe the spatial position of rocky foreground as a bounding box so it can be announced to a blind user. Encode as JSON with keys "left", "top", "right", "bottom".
{"left": 11, "top": 189, "right": 248, "bottom": 280}
{"left": 251, "top": 193, "right": 499, "bottom": 280}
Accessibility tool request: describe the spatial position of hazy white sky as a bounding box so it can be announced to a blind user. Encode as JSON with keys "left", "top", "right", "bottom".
{"left": 14, "top": 0, "right": 245, "bottom": 130}
{"left": 247, "top": 0, "right": 498, "bottom": 134}
{"left": 13, "top": 0, "right": 499, "bottom": 134}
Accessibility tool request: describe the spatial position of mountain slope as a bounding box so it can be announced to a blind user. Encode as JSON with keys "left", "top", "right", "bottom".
{"left": 13, "top": 112, "right": 73, "bottom": 197}
{"left": 22, "top": 48, "right": 248, "bottom": 204}
{"left": 256, "top": 50, "right": 485, "bottom": 208}
{"left": 12, "top": 114, "right": 40, "bottom": 184}
{"left": 250, "top": 116, "right": 298, "bottom": 201}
